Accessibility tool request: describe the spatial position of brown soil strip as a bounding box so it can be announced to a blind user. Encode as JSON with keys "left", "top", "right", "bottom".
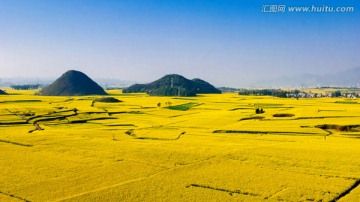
{"left": 188, "top": 184, "right": 258, "bottom": 196}
{"left": 213, "top": 130, "right": 323, "bottom": 136}
{"left": 330, "top": 179, "right": 360, "bottom": 202}
{"left": 0, "top": 191, "right": 31, "bottom": 202}
{"left": 0, "top": 139, "right": 32, "bottom": 147}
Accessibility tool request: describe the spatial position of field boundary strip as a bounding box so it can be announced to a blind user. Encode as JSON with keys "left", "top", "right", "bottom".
{"left": 330, "top": 179, "right": 360, "bottom": 202}
{"left": 213, "top": 130, "right": 327, "bottom": 136}
{"left": 0, "top": 191, "right": 31, "bottom": 202}
{"left": 187, "top": 184, "right": 258, "bottom": 197}
{"left": 0, "top": 139, "right": 33, "bottom": 147}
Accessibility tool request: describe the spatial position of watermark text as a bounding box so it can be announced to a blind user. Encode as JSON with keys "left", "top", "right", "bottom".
{"left": 261, "top": 5, "right": 355, "bottom": 13}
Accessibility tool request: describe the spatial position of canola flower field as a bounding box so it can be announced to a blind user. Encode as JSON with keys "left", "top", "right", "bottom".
{"left": 1, "top": 89, "right": 360, "bottom": 201}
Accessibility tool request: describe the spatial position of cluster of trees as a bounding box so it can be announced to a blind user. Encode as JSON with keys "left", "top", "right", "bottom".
{"left": 147, "top": 87, "right": 196, "bottom": 96}
{"left": 331, "top": 91, "right": 342, "bottom": 97}
{"left": 11, "top": 84, "right": 42, "bottom": 90}
{"left": 239, "top": 89, "right": 301, "bottom": 98}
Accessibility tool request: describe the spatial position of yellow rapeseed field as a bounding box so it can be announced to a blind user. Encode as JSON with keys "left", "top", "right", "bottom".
{"left": 1, "top": 89, "right": 360, "bottom": 201}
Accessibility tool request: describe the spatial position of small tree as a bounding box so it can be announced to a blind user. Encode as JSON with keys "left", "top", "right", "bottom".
{"left": 333, "top": 91, "right": 342, "bottom": 97}
{"left": 256, "top": 108, "right": 265, "bottom": 114}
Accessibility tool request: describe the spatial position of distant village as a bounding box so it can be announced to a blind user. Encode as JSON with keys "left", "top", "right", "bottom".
{"left": 285, "top": 91, "right": 360, "bottom": 99}
{"left": 237, "top": 88, "right": 360, "bottom": 98}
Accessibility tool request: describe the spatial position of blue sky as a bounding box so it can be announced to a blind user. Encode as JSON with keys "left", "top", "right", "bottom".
{"left": 0, "top": 0, "right": 359, "bottom": 87}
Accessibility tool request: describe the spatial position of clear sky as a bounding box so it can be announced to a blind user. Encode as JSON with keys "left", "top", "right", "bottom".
{"left": 0, "top": 0, "right": 359, "bottom": 87}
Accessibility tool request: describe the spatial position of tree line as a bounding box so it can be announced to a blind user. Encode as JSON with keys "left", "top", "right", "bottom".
{"left": 10, "top": 84, "right": 42, "bottom": 90}
{"left": 238, "top": 89, "right": 300, "bottom": 98}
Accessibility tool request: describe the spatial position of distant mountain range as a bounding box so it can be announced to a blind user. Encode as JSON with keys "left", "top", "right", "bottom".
{"left": 252, "top": 68, "right": 360, "bottom": 88}
{"left": 1, "top": 68, "right": 359, "bottom": 89}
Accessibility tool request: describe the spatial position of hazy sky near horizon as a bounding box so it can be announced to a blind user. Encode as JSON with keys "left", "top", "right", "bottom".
{"left": 0, "top": 0, "right": 359, "bottom": 87}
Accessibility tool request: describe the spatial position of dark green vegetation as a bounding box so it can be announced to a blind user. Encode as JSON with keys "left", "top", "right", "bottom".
{"left": 167, "top": 102, "right": 202, "bottom": 111}
{"left": 95, "top": 97, "right": 122, "bottom": 103}
{"left": 11, "top": 84, "right": 42, "bottom": 90}
{"left": 40, "top": 70, "right": 107, "bottom": 96}
{"left": 123, "top": 74, "right": 221, "bottom": 96}
{"left": 316, "top": 124, "right": 360, "bottom": 132}
{"left": 239, "top": 89, "right": 300, "bottom": 98}
{"left": 273, "top": 113, "right": 295, "bottom": 117}
{"left": 255, "top": 108, "right": 265, "bottom": 114}
{"left": 0, "top": 89, "right": 6, "bottom": 94}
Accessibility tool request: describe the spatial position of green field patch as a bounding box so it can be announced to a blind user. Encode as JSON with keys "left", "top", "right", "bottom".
{"left": 167, "top": 102, "right": 203, "bottom": 111}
